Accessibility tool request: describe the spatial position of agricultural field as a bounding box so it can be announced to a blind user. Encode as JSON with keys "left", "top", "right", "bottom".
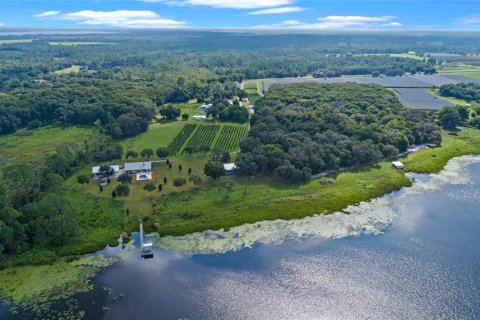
{"left": 214, "top": 125, "right": 249, "bottom": 151}
{"left": 0, "top": 126, "right": 95, "bottom": 169}
{"left": 167, "top": 123, "right": 198, "bottom": 156}
{"left": 183, "top": 124, "right": 220, "bottom": 154}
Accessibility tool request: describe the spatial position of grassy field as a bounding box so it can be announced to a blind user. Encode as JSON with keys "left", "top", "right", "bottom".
{"left": 0, "top": 126, "right": 95, "bottom": 169}
{"left": 54, "top": 65, "right": 81, "bottom": 74}
{"left": 427, "top": 89, "right": 477, "bottom": 107}
{"left": 390, "top": 53, "right": 424, "bottom": 60}
{"left": 0, "top": 39, "right": 33, "bottom": 44}
{"left": 48, "top": 42, "right": 114, "bottom": 46}
{"left": 121, "top": 121, "right": 186, "bottom": 153}
{"left": 243, "top": 80, "right": 263, "bottom": 103}
{"left": 402, "top": 128, "right": 480, "bottom": 173}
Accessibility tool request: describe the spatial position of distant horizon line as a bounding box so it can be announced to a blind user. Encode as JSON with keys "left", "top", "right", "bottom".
{"left": 1, "top": 27, "right": 480, "bottom": 34}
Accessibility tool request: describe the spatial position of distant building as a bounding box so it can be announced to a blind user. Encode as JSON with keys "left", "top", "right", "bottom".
{"left": 91, "top": 165, "right": 120, "bottom": 179}
{"left": 199, "top": 104, "right": 212, "bottom": 114}
{"left": 193, "top": 115, "right": 207, "bottom": 121}
{"left": 124, "top": 162, "right": 152, "bottom": 174}
{"left": 246, "top": 105, "right": 255, "bottom": 114}
{"left": 392, "top": 161, "right": 405, "bottom": 170}
{"left": 223, "top": 163, "right": 238, "bottom": 174}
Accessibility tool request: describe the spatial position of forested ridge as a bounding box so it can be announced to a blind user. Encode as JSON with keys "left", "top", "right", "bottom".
{"left": 236, "top": 83, "right": 441, "bottom": 183}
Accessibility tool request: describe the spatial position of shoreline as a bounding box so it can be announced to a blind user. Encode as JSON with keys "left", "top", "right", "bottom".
{"left": 1, "top": 128, "right": 480, "bottom": 269}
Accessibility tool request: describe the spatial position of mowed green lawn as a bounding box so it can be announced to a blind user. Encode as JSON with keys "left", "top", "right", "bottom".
{"left": 0, "top": 126, "right": 95, "bottom": 168}
{"left": 121, "top": 121, "right": 186, "bottom": 154}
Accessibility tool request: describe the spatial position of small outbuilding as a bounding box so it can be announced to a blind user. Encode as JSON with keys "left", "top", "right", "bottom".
{"left": 392, "top": 161, "right": 405, "bottom": 170}
{"left": 223, "top": 163, "right": 238, "bottom": 174}
{"left": 193, "top": 115, "right": 207, "bottom": 121}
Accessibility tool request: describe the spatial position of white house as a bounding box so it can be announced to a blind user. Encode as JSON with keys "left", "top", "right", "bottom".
{"left": 392, "top": 161, "right": 405, "bottom": 170}
{"left": 246, "top": 105, "right": 255, "bottom": 114}
{"left": 223, "top": 163, "right": 238, "bottom": 174}
{"left": 91, "top": 165, "right": 120, "bottom": 179}
{"left": 124, "top": 162, "right": 152, "bottom": 174}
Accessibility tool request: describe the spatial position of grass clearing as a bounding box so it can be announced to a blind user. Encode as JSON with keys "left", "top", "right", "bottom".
{"left": 48, "top": 42, "right": 114, "bottom": 46}
{"left": 0, "top": 39, "right": 33, "bottom": 44}
{"left": 0, "top": 126, "right": 95, "bottom": 169}
{"left": 427, "top": 89, "right": 477, "bottom": 107}
{"left": 390, "top": 53, "right": 424, "bottom": 60}
{"left": 243, "top": 80, "right": 263, "bottom": 103}
{"left": 402, "top": 128, "right": 480, "bottom": 173}
{"left": 54, "top": 65, "right": 81, "bottom": 74}
{"left": 121, "top": 121, "right": 186, "bottom": 153}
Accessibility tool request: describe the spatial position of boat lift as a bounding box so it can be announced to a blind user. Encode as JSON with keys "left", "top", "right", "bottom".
{"left": 139, "top": 220, "right": 154, "bottom": 259}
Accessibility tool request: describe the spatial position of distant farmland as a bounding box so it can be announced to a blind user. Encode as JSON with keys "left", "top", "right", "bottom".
{"left": 261, "top": 74, "right": 480, "bottom": 109}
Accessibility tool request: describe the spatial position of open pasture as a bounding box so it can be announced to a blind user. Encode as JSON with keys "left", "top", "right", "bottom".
{"left": 0, "top": 126, "right": 95, "bottom": 168}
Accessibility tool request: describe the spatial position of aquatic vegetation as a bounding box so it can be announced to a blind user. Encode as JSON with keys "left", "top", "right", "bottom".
{"left": 156, "top": 155, "right": 480, "bottom": 255}
{"left": 0, "top": 255, "right": 118, "bottom": 319}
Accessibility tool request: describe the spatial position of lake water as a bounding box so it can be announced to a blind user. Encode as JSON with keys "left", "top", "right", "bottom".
{"left": 1, "top": 156, "right": 480, "bottom": 319}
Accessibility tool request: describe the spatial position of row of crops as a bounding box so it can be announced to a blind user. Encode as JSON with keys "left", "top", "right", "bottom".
{"left": 166, "top": 124, "right": 198, "bottom": 155}
{"left": 167, "top": 123, "right": 249, "bottom": 157}
{"left": 183, "top": 124, "right": 220, "bottom": 154}
{"left": 214, "top": 125, "right": 249, "bottom": 151}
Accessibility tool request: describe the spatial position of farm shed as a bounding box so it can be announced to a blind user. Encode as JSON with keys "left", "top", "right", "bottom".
{"left": 223, "top": 163, "right": 238, "bottom": 174}
{"left": 392, "top": 161, "right": 405, "bottom": 170}
{"left": 193, "top": 115, "right": 207, "bottom": 121}
{"left": 124, "top": 161, "right": 152, "bottom": 174}
{"left": 91, "top": 165, "right": 120, "bottom": 179}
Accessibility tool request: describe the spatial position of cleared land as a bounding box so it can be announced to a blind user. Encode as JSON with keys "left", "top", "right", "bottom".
{"left": 54, "top": 65, "right": 81, "bottom": 74}
{"left": 122, "top": 121, "right": 186, "bottom": 155}
{"left": 0, "top": 126, "right": 95, "bottom": 169}
{"left": 243, "top": 80, "right": 263, "bottom": 104}
{"left": 48, "top": 42, "right": 114, "bottom": 46}
{"left": 0, "top": 39, "right": 33, "bottom": 44}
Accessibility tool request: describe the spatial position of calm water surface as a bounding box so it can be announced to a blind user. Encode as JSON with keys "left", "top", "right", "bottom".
{"left": 2, "top": 158, "right": 480, "bottom": 319}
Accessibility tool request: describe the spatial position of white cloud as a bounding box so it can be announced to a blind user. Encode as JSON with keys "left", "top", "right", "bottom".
{"left": 141, "top": 0, "right": 294, "bottom": 9}
{"left": 33, "top": 11, "right": 61, "bottom": 18}
{"left": 249, "top": 6, "right": 304, "bottom": 15}
{"left": 251, "top": 15, "right": 402, "bottom": 30}
{"left": 33, "top": 10, "right": 185, "bottom": 28}
{"left": 459, "top": 15, "right": 480, "bottom": 24}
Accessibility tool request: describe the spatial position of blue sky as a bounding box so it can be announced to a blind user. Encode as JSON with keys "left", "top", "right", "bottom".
{"left": 0, "top": 0, "right": 480, "bottom": 29}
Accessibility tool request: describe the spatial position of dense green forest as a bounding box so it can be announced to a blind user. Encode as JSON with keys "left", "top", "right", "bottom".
{"left": 236, "top": 83, "right": 441, "bottom": 183}
{"left": 439, "top": 83, "right": 480, "bottom": 102}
